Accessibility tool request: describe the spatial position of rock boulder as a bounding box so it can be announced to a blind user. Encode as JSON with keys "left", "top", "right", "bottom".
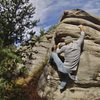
{"left": 38, "top": 9, "right": 100, "bottom": 100}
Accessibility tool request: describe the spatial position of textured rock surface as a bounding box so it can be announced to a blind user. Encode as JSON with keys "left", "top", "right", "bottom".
{"left": 38, "top": 9, "right": 100, "bottom": 100}
{"left": 16, "top": 36, "right": 52, "bottom": 85}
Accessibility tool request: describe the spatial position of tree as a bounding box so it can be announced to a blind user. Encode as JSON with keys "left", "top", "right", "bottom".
{"left": 0, "top": 0, "right": 38, "bottom": 46}
{"left": 40, "top": 28, "right": 45, "bottom": 36}
{"left": 0, "top": 1, "right": 38, "bottom": 98}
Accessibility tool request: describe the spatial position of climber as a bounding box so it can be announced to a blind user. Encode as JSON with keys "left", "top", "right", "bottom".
{"left": 50, "top": 25, "right": 85, "bottom": 92}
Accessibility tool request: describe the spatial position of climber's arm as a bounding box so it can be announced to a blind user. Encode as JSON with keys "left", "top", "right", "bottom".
{"left": 56, "top": 43, "right": 66, "bottom": 54}
{"left": 76, "top": 25, "right": 85, "bottom": 46}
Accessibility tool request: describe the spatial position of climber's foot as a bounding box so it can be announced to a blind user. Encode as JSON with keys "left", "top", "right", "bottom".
{"left": 59, "top": 81, "right": 67, "bottom": 93}
{"left": 60, "top": 89, "right": 64, "bottom": 93}
{"left": 59, "top": 86, "right": 65, "bottom": 93}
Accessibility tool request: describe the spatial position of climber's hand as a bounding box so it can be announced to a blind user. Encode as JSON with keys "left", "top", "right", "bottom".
{"left": 57, "top": 43, "right": 61, "bottom": 48}
{"left": 78, "top": 24, "right": 84, "bottom": 31}
{"left": 51, "top": 45, "right": 57, "bottom": 51}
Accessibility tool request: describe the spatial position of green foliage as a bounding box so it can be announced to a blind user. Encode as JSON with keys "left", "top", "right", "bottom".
{"left": 47, "top": 24, "right": 58, "bottom": 32}
{"left": 0, "top": 47, "right": 21, "bottom": 79}
{"left": 0, "top": 46, "right": 28, "bottom": 99}
{"left": 0, "top": 0, "right": 38, "bottom": 46}
{"left": 40, "top": 28, "right": 45, "bottom": 36}
{"left": 0, "top": 78, "right": 27, "bottom": 100}
{"left": 33, "top": 28, "right": 45, "bottom": 43}
{"left": 0, "top": 0, "right": 39, "bottom": 99}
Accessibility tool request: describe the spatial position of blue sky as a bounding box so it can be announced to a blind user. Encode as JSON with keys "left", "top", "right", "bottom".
{"left": 30, "top": 0, "right": 100, "bottom": 35}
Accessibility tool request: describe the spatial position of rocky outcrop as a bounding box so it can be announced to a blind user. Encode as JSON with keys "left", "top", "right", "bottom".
{"left": 14, "top": 9, "right": 100, "bottom": 100}
{"left": 14, "top": 36, "right": 51, "bottom": 99}
{"left": 16, "top": 35, "right": 52, "bottom": 85}
{"left": 38, "top": 9, "right": 100, "bottom": 100}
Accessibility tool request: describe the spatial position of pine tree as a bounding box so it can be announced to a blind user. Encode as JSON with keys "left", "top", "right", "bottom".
{"left": 0, "top": 0, "right": 38, "bottom": 46}
{"left": 0, "top": 1, "right": 38, "bottom": 98}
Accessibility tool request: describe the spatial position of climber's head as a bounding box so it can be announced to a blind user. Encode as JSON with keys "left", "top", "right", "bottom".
{"left": 64, "top": 36, "right": 73, "bottom": 45}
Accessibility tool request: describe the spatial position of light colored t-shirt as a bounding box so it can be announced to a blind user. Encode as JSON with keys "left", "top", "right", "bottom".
{"left": 57, "top": 31, "right": 85, "bottom": 71}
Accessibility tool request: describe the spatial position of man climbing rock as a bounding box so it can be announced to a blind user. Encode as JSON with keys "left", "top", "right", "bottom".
{"left": 50, "top": 25, "right": 85, "bottom": 92}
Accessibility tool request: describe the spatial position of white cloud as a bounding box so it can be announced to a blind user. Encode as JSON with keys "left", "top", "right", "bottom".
{"left": 29, "top": 0, "right": 72, "bottom": 33}
{"left": 30, "top": 0, "right": 53, "bottom": 23}
{"left": 82, "top": 0, "right": 100, "bottom": 15}
{"left": 33, "top": 27, "right": 40, "bottom": 35}
{"left": 29, "top": 0, "right": 100, "bottom": 34}
{"left": 33, "top": 25, "right": 51, "bottom": 35}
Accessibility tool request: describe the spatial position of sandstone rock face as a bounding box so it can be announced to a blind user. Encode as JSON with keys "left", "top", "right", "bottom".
{"left": 16, "top": 36, "right": 52, "bottom": 85}
{"left": 38, "top": 9, "right": 100, "bottom": 100}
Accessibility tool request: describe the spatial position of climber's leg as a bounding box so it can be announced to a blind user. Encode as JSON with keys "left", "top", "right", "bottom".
{"left": 50, "top": 52, "right": 71, "bottom": 73}
{"left": 59, "top": 73, "right": 70, "bottom": 92}
{"left": 51, "top": 52, "right": 65, "bottom": 73}
{"left": 50, "top": 52, "right": 73, "bottom": 91}
{"left": 59, "top": 80, "right": 67, "bottom": 89}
